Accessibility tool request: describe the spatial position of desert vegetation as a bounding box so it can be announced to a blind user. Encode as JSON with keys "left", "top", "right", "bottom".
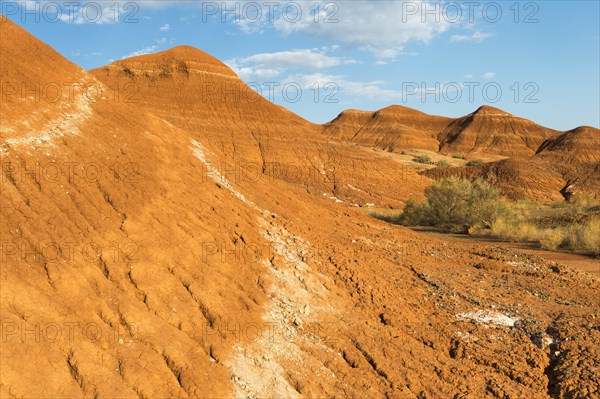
{"left": 375, "top": 178, "right": 600, "bottom": 255}
{"left": 465, "top": 159, "right": 484, "bottom": 167}
{"left": 413, "top": 154, "right": 432, "bottom": 164}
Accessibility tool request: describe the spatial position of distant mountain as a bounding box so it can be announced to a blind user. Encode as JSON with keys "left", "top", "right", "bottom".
{"left": 437, "top": 105, "right": 559, "bottom": 157}
{"left": 325, "top": 103, "right": 598, "bottom": 201}
{"left": 323, "top": 106, "right": 452, "bottom": 152}
{"left": 535, "top": 126, "right": 600, "bottom": 164}
{"left": 325, "top": 104, "right": 566, "bottom": 158}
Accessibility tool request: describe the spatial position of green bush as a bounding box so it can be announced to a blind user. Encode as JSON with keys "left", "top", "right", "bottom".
{"left": 569, "top": 193, "right": 597, "bottom": 209}
{"left": 378, "top": 174, "right": 599, "bottom": 254}
{"left": 435, "top": 160, "right": 452, "bottom": 167}
{"left": 538, "top": 229, "right": 565, "bottom": 251}
{"left": 491, "top": 218, "right": 537, "bottom": 242}
{"left": 465, "top": 159, "right": 484, "bottom": 167}
{"left": 565, "top": 217, "right": 600, "bottom": 255}
{"left": 552, "top": 193, "right": 597, "bottom": 210}
{"left": 550, "top": 200, "right": 570, "bottom": 209}
{"left": 452, "top": 153, "right": 466, "bottom": 160}
{"left": 413, "top": 155, "right": 432, "bottom": 164}
{"left": 398, "top": 178, "right": 507, "bottom": 233}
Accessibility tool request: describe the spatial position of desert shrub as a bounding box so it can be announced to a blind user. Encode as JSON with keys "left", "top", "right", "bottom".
{"left": 552, "top": 193, "right": 597, "bottom": 210}
{"left": 396, "top": 199, "right": 427, "bottom": 226}
{"left": 382, "top": 174, "right": 599, "bottom": 254}
{"left": 538, "top": 229, "right": 565, "bottom": 251}
{"left": 452, "top": 153, "right": 466, "bottom": 159}
{"left": 465, "top": 159, "right": 484, "bottom": 167}
{"left": 370, "top": 211, "right": 401, "bottom": 224}
{"left": 435, "top": 160, "right": 452, "bottom": 167}
{"left": 550, "top": 201, "right": 570, "bottom": 209}
{"left": 490, "top": 218, "right": 512, "bottom": 240}
{"left": 564, "top": 217, "right": 600, "bottom": 255}
{"left": 398, "top": 178, "right": 507, "bottom": 233}
{"left": 490, "top": 215, "right": 600, "bottom": 255}
{"left": 413, "top": 155, "right": 432, "bottom": 164}
{"left": 491, "top": 218, "right": 537, "bottom": 242}
{"left": 569, "top": 193, "right": 597, "bottom": 209}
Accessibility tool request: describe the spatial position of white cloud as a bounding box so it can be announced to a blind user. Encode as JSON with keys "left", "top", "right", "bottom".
{"left": 226, "top": 49, "right": 356, "bottom": 80}
{"left": 230, "top": 66, "right": 282, "bottom": 80}
{"left": 121, "top": 36, "right": 172, "bottom": 59}
{"left": 481, "top": 72, "right": 496, "bottom": 79}
{"left": 273, "top": 1, "right": 451, "bottom": 59}
{"left": 48, "top": 1, "right": 457, "bottom": 58}
{"left": 160, "top": 23, "right": 170, "bottom": 31}
{"left": 244, "top": 49, "right": 354, "bottom": 69}
{"left": 122, "top": 45, "right": 160, "bottom": 59}
{"left": 275, "top": 73, "right": 464, "bottom": 103}
{"left": 281, "top": 73, "right": 402, "bottom": 102}
{"left": 56, "top": 3, "right": 121, "bottom": 25}
{"left": 450, "top": 31, "right": 494, "bottom": 43}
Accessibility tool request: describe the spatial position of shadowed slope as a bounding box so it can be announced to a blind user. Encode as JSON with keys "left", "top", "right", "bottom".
{"left": 535, "top": 126, "right": 600, "bottom": 164}
{"left": 323, "top": 106, "right": 452, "bottom": 152}
{"left": 437, "top": 106, "right": 559, "bottom": 157}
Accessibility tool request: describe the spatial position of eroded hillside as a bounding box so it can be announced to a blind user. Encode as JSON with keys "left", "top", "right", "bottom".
{"left": 1, "top": 16, "right": 599, "bottom": 399}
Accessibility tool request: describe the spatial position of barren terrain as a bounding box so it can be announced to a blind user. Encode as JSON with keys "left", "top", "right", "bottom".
{"left": 1, "top": 16, "right": 599, "bottom": 399}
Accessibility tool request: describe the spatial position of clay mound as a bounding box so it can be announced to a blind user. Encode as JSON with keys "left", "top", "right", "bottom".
{"left": 91, "top": 49, "right": 429, "bottom": 207}
{"left": 90, "top": 46, "right": 313, "bottom": 173}
{"left": 322, "top": 109, "right": 374, "bottom": 141}
{"left": 323, "top": 105, "right": 452, "bottom": 152}
{"left": 0, "top": 17, "right": 93, "bottom": 146}
{"left": 2, "top": 17, "right": 265, "bottom": 397}
{"left": 114, "top": 45, "right": 239, "bottom": 78}
{"left": 438, "top": 105, "right": 559, "bottom": 157}
{"left": 90, "top": 47, "right": 310, "bottom": 136}
{"left": 535, "top": 126, "right": 600, "bottom": 164}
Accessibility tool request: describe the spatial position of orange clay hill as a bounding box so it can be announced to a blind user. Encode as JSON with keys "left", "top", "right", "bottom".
{"left": 2, "top": 16, "right": 600, "bottom": 399}
{"left": 422, "top": 122, "right": 600, "bottom": 203}
{"left": 324, "top": 105, "right": 564, "bottom": 158}
{"left": 325, "top": 104, "right": 599, "bottom": 202}
{"left": 323, "top": 106, "right": 452, "bottom": 153}
{"left": 436, "top": 105, "right": 560, "bottom": 158}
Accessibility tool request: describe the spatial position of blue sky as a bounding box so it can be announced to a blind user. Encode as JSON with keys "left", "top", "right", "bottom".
{"left": 3, "top": 1, "right": 599, "bottom": 130}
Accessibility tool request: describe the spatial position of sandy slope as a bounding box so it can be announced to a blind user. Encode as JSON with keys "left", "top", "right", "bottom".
{"left": 1, "top": 16, "right": 599, "bottom": 398}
